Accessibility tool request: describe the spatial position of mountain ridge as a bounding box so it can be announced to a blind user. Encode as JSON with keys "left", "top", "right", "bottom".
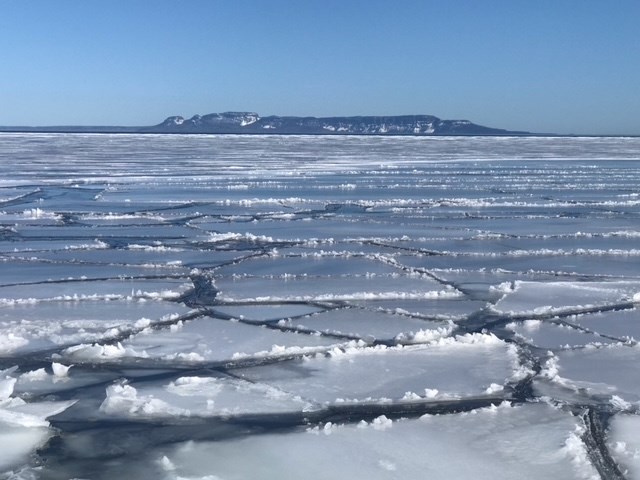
{"left": 0, "top": 112, "right": 529, "bottom": 135}
{"left": 146, "top": 112, "right": 527, "bottom": 135}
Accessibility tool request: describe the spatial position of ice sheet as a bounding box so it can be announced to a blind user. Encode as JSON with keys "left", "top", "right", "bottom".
{"left": 506, "top": 320, "right": 616, "bottom": 349}
{"left": 280, "top": 307, "right": 455, "bottom": 344}
{"left": 214, "top": 254, "right": 401, "bottom": 277}
{"left": 345, "top": 297, "right": 487, "bottom": 320}
{"left": 0, "top": 259, "right": 188, "bottom": 285}
{"left": 493, "top": 281, "right": 640, "bottom": 316}
{"left": 154, "top": 403, "right": 596, "bottom": 480}
{"left": 0, "top": 301, "right": 195, "bottom": 355}
{"left": 236, "top": 334, "right": 518, "bottom": 405}
{"left": 566, "top": 308, "right": 640, "bottom": 342}
{"left": 2, "top": 134, "right": 640, "bottom": 478}
{"left": 63, "top": 316, "right": 346, "bottom": 365}
{"left": 215, "top": 274, "right": 460, "bottom": 302}
{"left": 543, "top": 344, "right": 640, "bottom": 402}
{"left": 0, "top": 278, "right": 191, "bottom": 303}
{"left": 210, "top": 304, "right": 326, "bottom": 322}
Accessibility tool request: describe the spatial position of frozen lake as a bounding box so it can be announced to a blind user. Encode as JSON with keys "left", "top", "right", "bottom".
{"left": 1, "top": 133, "right": 640, "bottom": 479}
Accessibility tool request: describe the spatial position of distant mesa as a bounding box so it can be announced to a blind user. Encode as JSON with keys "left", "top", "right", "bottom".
{"left": 146, "top": 112, "right": 525, "bottom": 136}
{"left": 0, "top": 112, "right": 528, "bottom": 136}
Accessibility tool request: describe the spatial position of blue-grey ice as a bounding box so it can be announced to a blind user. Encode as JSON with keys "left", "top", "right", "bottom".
{"left": 1, "top": 133, "right": 639, "bottom": 478}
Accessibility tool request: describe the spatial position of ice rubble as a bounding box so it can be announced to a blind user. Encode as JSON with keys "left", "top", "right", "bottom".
{"left": 608, "top": 414, "right": 640, "bottom": 479}
{"left": 0, "top": 367, "right": 75, "bottom": 472}
{"left": 62, "top": 316, "right": 346, "bottom": 364}
{"left": 0, "top": 300, "right": 195, "bottom": 355}
{"left": 99, "top": 375, "right": 310, "bottom": 419}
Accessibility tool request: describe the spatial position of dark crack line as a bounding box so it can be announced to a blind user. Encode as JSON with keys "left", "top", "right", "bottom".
{"left": 581, "top": 408, "right": 627, "bottom": 480}
{"left": 0, "top": 188, "right": 44, "bottom": 208}
{"left": 0, "top": 273, "right": 190, "bottom": 289}
{"left": 40, "top": 395, "right": 513, "bottom": 479}
{"left": 361, "top": 239, "right": 444, "bottom": 256}
{"left": 367, "top": 252, "right": 474, "bottom": 298}
{"left": 50, "top": 395, "right": 514, "bottom": 436}
{"left": 547, "top": 318, "right": 635, "bottom": 346}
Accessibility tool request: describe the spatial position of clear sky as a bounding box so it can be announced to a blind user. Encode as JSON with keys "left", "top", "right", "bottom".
{"left": 1, "top": 0, "right": 639, "bottom": 134}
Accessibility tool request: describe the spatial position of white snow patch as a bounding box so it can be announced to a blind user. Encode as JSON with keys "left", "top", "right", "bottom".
{"left": 51, "top": 362, "right": 72, "bottom": 378}
{"left": 62, "top": 342, "right": 145, "bottom": 361}
{"left": 19, "top": 369, "right": 48, "bottom": 382}
{"left": 100, "top": 383, "right": 189, "bottom": 417}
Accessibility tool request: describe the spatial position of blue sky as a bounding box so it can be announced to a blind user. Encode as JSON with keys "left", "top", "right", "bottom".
{"left": 1, "top": 1, "right": 639, "bottom": 134}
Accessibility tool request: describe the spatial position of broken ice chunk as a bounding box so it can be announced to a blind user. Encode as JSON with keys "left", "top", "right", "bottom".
{"left": 151, "top": 403, "right": 596, "bottom": 480}
{"left": 236, "top": 334, "right": 519, "bottom": 405}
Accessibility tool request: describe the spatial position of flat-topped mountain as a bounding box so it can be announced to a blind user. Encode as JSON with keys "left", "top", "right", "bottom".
{"left": 147, "top": 112, "right": 525, "bottom": 135}
{"left": 0, "top": 112, "right": 528, "bottom": 135}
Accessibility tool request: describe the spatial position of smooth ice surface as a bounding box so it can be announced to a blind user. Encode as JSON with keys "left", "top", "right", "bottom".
{"left": 210, "top": 304, "right": 325, "bottom": 322}
{"left": 493, "top": 281, "right": 640, "bottom": 316}
{"left": 280, "top": 307, "right": 454, "bottom": 344}
{"left": 544, "top": 344, "right": 640, "bottom": 402}
{"left": 215, "top": 274, "right": 459, "bottom": 302}
{"left": 0, "top": 278, "right": 190, "bottom": 303}
{"left": 506, "top": 320, "right": 616, "bottom": 350}
{"left": 236, "top": 334, "right": 518, "bottom": 404}
{"left": 214, "top": 254, "right": 401, "bottom": 277}
{"left": 566, "top": 308, "right": 640, "bottom": 342}
{"left": 348, "top": 297, "right": 487, "bottom": 320}
{"left": 0, "top": 259, "right": 187, "bottom": 284}
{"left": 155, "top": 404, "right": 596, "bottom": 480}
